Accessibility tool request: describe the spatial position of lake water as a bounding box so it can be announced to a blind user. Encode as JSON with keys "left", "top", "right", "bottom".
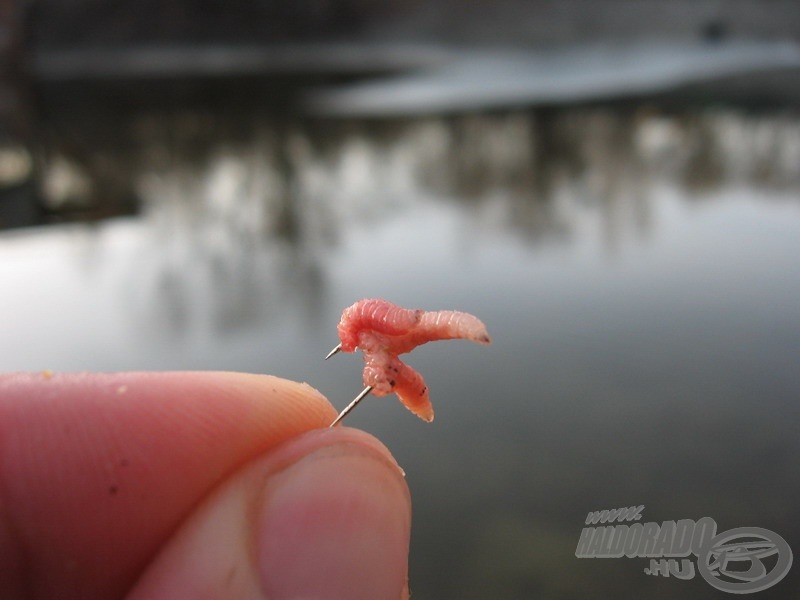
{"left": 1, "top": 108, "right": 799, "bottom": 598}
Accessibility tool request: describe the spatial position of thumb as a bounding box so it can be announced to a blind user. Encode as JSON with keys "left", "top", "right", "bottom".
{"left": 127, "top": 427, "right": 411, "bottom": 600}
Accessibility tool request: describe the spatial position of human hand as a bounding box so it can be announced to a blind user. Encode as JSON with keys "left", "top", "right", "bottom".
{"left": 0, "top": 372, "right": 411, "bottom": 599}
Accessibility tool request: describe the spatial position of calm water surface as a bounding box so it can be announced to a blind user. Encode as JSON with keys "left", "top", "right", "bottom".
{"left": 1, "top": 109, "right": 799, "bottom": 598}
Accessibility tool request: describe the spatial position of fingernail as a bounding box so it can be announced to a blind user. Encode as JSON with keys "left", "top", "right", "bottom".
{"left": 257, "top": 443, "right": 411, "bottom": 599}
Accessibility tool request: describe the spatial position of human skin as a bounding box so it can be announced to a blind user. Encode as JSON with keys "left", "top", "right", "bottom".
{"left": 0, "top": 372, "right": 411, "bottom": 599}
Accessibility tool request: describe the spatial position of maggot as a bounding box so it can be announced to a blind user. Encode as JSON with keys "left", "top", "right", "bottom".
{"left": 326, "top": 298, "right": 491, "bottom": 425}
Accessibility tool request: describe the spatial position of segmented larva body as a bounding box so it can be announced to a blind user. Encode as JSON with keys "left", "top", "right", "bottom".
{"left": 362, "top": 353, "right": 432, "bottom": 421}
{"left": 335, "top": 298, "right": 491, "bottom": 422}
{"left": 337, "top": 298, "right": 423, "bottom": 353}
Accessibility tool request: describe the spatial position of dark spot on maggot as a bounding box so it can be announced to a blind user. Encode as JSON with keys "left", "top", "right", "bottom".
{"left": 109, "top": 485, "right": 119, "bottom": 496}
{"left": 389, "top": 379, "right": 396, "bottom": 387}
{"left": 420, "top": 387, "right": 427, "bottom": 396}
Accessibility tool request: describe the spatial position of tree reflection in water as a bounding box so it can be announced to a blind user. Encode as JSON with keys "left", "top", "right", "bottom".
{"left": 26, "top": 107, "right": 800, "bottom": 339}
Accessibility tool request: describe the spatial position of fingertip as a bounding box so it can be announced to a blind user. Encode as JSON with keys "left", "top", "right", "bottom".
{"left": 129, "top": 427, "right": 411, "bottom": 600}
{"left": 0, "top": 371, "right": 339, "bottom": 599}
{"left": 204, "top": 371, "right": 338, "bottom": 429}
{"left": 256, "top": 429, "right": 411, "bottom": 600}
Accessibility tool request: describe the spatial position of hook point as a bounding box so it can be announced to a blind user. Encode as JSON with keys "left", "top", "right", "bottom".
{"left": 324, "top": 343, "right": 343, "bottom": 360}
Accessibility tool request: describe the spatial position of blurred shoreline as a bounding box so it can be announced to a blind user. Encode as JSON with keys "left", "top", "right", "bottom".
{"left": 2, "top": 0, "right": 800, "bottom": 229}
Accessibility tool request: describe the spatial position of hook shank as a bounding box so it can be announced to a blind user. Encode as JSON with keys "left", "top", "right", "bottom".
{"left": 329, "top": 386, "right": 373, "bottom": 427}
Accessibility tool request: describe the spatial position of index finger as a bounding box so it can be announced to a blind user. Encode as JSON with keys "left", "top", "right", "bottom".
{"left": 0, "top": 371, "right": 337, "bottom": 600}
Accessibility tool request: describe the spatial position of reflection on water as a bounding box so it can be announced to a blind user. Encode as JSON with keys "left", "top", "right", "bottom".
{"left": 32, "top": 107, "right": 800, "bottom": 336}
{"left": 2, "top": 108, "right": 800, "bottom": 598}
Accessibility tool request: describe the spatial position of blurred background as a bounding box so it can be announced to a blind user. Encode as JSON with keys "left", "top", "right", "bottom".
{"left": 1, "top": 1, "right": 799, "bottom": 598}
